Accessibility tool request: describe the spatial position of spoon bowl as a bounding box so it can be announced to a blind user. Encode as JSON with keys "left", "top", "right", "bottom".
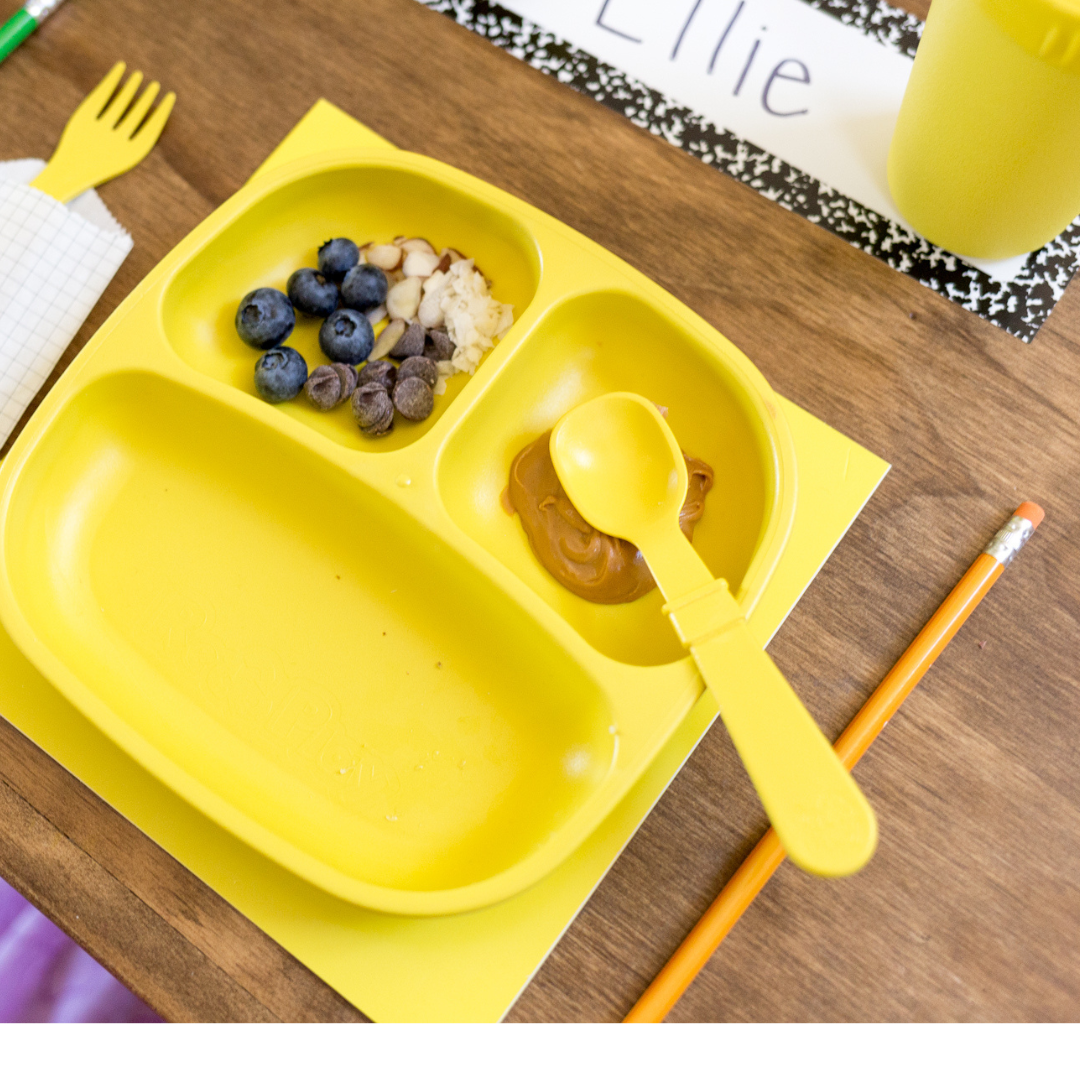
{"left": 550, "top": 393, "right": 687, "bottom": 541}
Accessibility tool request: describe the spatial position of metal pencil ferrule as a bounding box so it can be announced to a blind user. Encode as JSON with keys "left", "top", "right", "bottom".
{"left": 662, "top": 578, "right": 745, "bottom": 649}
{"left": 23, "top": 0, "right": 64, "bottom": 21}
{"left": 983, "top": 514, "right": 1035, "bottom": 567}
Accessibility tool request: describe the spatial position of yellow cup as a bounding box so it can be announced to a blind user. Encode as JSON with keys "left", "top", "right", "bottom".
{"left": 888, "top": 0, "right": 1080, "bottom": 260}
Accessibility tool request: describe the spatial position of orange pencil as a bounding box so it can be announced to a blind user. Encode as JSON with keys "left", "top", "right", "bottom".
{"left": 624, "top": 502, "right": 1045, "bottom": 1023}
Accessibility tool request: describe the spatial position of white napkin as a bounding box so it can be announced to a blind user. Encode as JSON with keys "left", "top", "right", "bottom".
{"left": 0, "top": 160, "right": 133, "bottom": 445}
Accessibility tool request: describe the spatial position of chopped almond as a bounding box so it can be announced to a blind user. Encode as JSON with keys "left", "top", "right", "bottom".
{"left": 367, "top": 244, "right": 403, "bottom": 271}
{"left": 369, "top": 318, "right": 406, "bottom": 360}
{"left": 403, "top": 250, "right": 442, "bottom": 278}
{"left": 418, "top": 288, "right": 445, "bottom": 329}
{"left": 400, "top": 237, "right": 436, "bottom": 256}
{"left": 436, "top": 260, "right": 513, "bottom": 375}
{"left": 386, "top": 276, "right": 422, "bottom": 321}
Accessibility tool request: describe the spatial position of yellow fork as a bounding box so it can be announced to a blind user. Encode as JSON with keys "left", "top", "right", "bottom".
{"left": 30, "top": 61, "right": 176, "bottom": 204}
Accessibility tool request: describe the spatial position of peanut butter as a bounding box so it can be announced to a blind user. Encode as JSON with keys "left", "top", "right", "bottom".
{"left": 508, "top": 432, "right": 714, "bottom": 604}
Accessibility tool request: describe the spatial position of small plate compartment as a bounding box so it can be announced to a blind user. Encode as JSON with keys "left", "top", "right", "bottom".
{"left": 437, "top": 290, "right": 779, "bottom": 667}
{"left": 162, "top": 162, "right": 542, "bottom": 453}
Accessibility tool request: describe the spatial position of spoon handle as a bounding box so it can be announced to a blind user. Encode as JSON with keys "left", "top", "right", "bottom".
{"left": 652, "top": 536, "right": 877, "bottom": 877}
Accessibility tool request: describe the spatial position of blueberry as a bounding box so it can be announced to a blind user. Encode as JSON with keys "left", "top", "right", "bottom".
{"left": 340, "top": 264, "right": 388, "bottom": 312}
{"left": 254, "top": 346, "right": 307, "bottom": 403}
{"left": 235, "top": 288, "right": 295, "bottom": 349}
{"left": 287, "top": 268, "right": 339, "bottom": 318}
{"left": 319, "top": 309, "right": 374, "bottom": 364}
{"left": 317, "top": 238, "right": 360, "bottom": 283}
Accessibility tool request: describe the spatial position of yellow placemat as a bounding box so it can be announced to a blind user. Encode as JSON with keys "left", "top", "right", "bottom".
{"left": 0, "top": 102, "right": 889, "bottom": 1023}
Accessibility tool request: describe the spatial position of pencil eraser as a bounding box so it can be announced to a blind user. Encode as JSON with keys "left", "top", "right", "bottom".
{"left": 1015, "top": 502, "right": 1044, "bottom": 528}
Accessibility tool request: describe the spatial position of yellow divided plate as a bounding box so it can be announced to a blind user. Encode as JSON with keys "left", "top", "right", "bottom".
{"left": 0, "top": 144, "right": 796, "bottom": 916}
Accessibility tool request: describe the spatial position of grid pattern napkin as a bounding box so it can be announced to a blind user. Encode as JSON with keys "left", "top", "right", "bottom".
{"left": 0, "top": 160, "right": 132, "bottom": 446}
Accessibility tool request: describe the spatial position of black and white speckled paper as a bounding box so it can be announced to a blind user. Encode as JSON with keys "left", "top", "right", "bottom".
{"left": 420, "top": 0, "right": 1080, "bottom": 342}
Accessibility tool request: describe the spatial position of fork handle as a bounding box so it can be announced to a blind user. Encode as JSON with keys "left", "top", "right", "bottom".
{"left": 28, "top": 160, "right": 87, "bottom": 204}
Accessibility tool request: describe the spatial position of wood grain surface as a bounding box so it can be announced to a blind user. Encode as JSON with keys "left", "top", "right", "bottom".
{"left": 0, "top": 0, "right": 1077, "bottom": 1022}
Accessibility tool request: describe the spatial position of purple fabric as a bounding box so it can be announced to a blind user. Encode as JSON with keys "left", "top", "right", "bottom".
{"left": 0, "top": 877, "right": 161, "bottom": 1023}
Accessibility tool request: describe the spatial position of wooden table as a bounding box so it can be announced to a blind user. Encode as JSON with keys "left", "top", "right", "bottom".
{"left": 1, "top": 0, "right": 1077, "bottom": 1023}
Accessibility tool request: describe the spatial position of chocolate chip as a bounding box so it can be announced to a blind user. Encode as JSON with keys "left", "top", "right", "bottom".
{"left": 425, "top": 328, "right": 453, "bottom": 360}
{"left": 356, "top": 359, "right": 397, "bottom": 393}
{"left": 389, "top": 319, "right": 425, "bottom": 359}
{"left": 305, "top": 365, "right": 343, "bottom": 411}
{"left": 393, "top": 375, "right": 434, "bottom": 422}
{"left": 331, "top": 362, "right": 357, "bottom": 403}
{"left": 352, "top": 383, "right": 394, "bottom": 435}
{"left": 398, "top": 355, "right": 438, "bottom": 389}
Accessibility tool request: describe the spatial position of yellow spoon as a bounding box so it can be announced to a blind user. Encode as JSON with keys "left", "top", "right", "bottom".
{"left": 550, "top": 392, "right": 877, "bottom": 877}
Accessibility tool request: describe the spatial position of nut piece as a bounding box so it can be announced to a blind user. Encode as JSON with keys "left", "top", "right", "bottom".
{"left": 389, "top": 319, "right": 425, "bottom": 359}
{"left": 403, "top": 251, "right": 442, "bottom": 278}
{"left": 366, "top": 244, "right": 403, "bottom": 271}
{"left": 352, "top": 383, "right": 394, "bottom": 436}
{"left": 400, "top": 237, "right": 436, "bottom": 256}
{"left": 331, "top": 362, "right": 357, "bottom": 403}
{"left": 305, "top": 365, "right": 344, "bottom": 411}
{"left": 433, "top": 359, "right": 455, "bottom": 396}
{"left": 398, "top": 355, "right": 438, "bottom": 388}
{"left": 424, "top": 327, "right": 454, "bottom": 360}
{"left": 369, "top": 318, "right": 405, "bottom": 361}
{"left": 356, "top": 358, "right": 397, "bottom": 393}
{"left": 417, "top": 288, "right": 445, "bottom": 329}
{"left": 393, "top": 375, "right": 435, "bottom": 422}
{"left": 365, "top": 304, "right": 387, "bottom": 326}
{"left": 386, "top": 276, "right": 422, "bottom": 321}
{"left": 440, "top": 247, "right": 466, "bottom": 265}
